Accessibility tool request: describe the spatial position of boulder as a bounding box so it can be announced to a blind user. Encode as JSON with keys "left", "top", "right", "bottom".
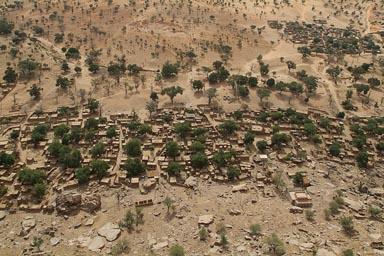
{"left": 198, "top": 215, "right": 214, "bottom": 225}
{"left": 21, "top": 217, "right": 36, "bottom": 232}
{"left": 97, "top": 222, "right": 121, "bottom": 242}
{"left": 143, "top": 178, "right": 157, "bottom": 190}
{"left": 55, "top": 192, "right": 101, "bottom": 215}
{"left": 184, "top": 176, "right": 197, "bottom": 188}
{"left": 152, "top": 241, "right": 168, "bottom": 250}
{"left": 88, "top": 236, "right": 105, "bottom": 252}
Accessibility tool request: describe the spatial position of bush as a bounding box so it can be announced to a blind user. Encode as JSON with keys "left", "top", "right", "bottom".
{"left": 305, "top": 210, "right": 315, "bottom": 221}
{"left": 329, "top": 142, "right": 341, "bottom": 156}
{"left": 368, "top": 206, "right": 382, "bottom": 219}
{"left": 256, "top": 140, "right": 267, "bottom": 152}
{"left": 199, "top": 227, "right": 208, "bottom": 241}
{"left": 111, "top": 239, "right": 130, "bottom": 256}
{"left": 343, "top": 249, "right": 354, "bottom": 256}
{"left": 356, "top": 151, "right": 369, "bottom": 168}
{"left": 34, "top": 183, "right": 46, "bottom": 199}
{"left": 267, "top": 233, "right": 285, "bottom": 256}
{"left": 340, "top": 216, "right": 354, "bottom": 234}
{"left": 249, "top": 224, "right": 261, "bottom": 236}
{"left": 169, "top": 244, "right": 185, "bottom": 256}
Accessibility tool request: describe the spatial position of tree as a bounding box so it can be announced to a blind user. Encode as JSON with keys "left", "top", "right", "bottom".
{"left": 88, "top": 63, "right": 100, "bottom": 74}
{"left": 206, "top": 88, "right": 217, "bottom": 105}
{"left": 219, "top": 120, "right": 237, "bottom": 135}
{"left": 125, "top": 139, "right": 142, "bottom": 157}
{"left": 107, "top": 63, "right": 124, "bottom": 83}
{"left": 163, "top": 196, "right": 174, "bottom": 214}
{"left": 368, "top": 206, "right": 382, "bottom": 219}
{"left": 54, "top": 124, "right": 69, "bottom": 138}
{"left": 59, "top": 148, "right": 82, "bottom": 168}
{"left": 150, "top": 92, "right": 158, "bottom": 101}
{"left": 75, "top": 166, "right": 91, "bottom": 184}
{"left": 91, "top": 159, "right": 110, "bottom": 179}
{"left": 161, "top": 86, "right": 183, "bottom": 104}
{"left": 367, "top": 77, "right": 381, "bottom": 88}
{"left": 18, "top": 59, "right": 39, "bottom": 78}
{"left": 56, "top": 76, "right": 71, "bottom": 90}
{"left": 257, "top": 88, "right": 271, "bottom": 103}
{"left": 125, "top": 158, "right": 146, "bottom": 178}
{"left": 256, "top": 140, "right": 267, "bottom": 152}
{"left": 28, "top": 84, "right": 43, "bottom": 100}
{"left": 161, "top": 62, "right": 178, "bottom": 78}
{"left": 166, "top": 162, "right": 181, "bottom": 176}
{"left": 74, "top": 66, "right": 82, "bottom": 74}
{"left": 353, "top": 83, "right": 370, "bottom": 95}
{"left": 0, "top": 152, "right": 15, "bottom": 167}
{"left": 298, "top": 46, "right": 311, "bottom": 59}
{"left": 260, "top": 63, "right": 269, "bottom": 76}
{"left": 248, "top": 76, "right": 258, "bottom": 87}
{"left": 191, "top": 80, "right": 204, "bottom": 91}
{"left": 138, "top": 124, "right": 152, "bottom": 135}
{"left": 135, "top": 207, "right": 144, "bottom": 228}
{"left": 326, "top": 66, "right": 342, "bottom": 85}
{"left": 227, "top": 165, "right": 239, "bottom": 181}
{"left": 329, "top": 142, "right": 341, "bottom": 156}
{"left": 31, "top": 124, "right": 49, "bottom": 147}
{"left": 91, "top": 142, "right": 105, "bottom": 158}
{"left": 61, "top": 62, "right": 70, "bottom": 73}
{"left": 212, "top": 150, "right": 231, "bottom": 168}
{"left": 267, "top": 233, "right": 286, "bottom": 256}
{"left": 54, "top": 33, "right": 64, "bottom": 43}
{"left": 85, "top": 118, "right": 99, "bottom": 130}
{"left": 165, "top": 141, "right": 179, "bottom": 160}
{"left": 190, "top": 152, "right": 209, "bottom": 169}
{"left": 305, "top": 210, "right": 315, "bottom": 221}
{"left": 145, "top": 100, "right": 157, "bottom": 117}
{"left": 169, "top": 244, "right": 185, "bottom": 256}
{"left": 288, "top": 82, "right": 304, "bottom": 104}
{"left": 352, "top": 135, "right": 366, "bottom": 149}
{"left": 190, "top": 141, "right": 205, "bottom": 152}
{"left": 65, "top": 47, "right": 81, "bottom": 60}
{"left": 10, "top": 130, "right": 19, "bottom": 140}
{"left": 356, "top": 151, "right": 369, "bottom": 168}
{"left": 303, "top": 122, "right": 317, "bottom": 137}
{"left": 120, "top": 210, "right": 135, "bottom": 231}
{"left": 87, "top": 98, "right": 99, "bottom": 114}
{"left": 106, "top": 127, "right": 118, "bottom": 138}
{"left": 286, "top": 61, "right": 296, "bottom": 73}
{"left": 2, "top": 67, "right": 17, "bottom": 84}
{"left": 244, "top": 132, "right": 255, "bottom": 145}
{"left": 0, "top": 19, "right": 14, "bottom": 35}
{"left": 34, "top": 183, "right": 46, "bottom": 200}
{"left": 208, "top": 72, "right": 219, "bottom": 84}
{"left": 292, "top": 172, "right": 304, "bottom": 186}
{"left": 238, "top": 85, "right": 249, "bottom": 97}
{"left": 174, "top": 122, "right": 191, "bottom": 139}
{"left": 271, "top": 133, "right": 291, "bottom": 146}
{"left": 18, "top": 168, "right": 46, "bottom": 185}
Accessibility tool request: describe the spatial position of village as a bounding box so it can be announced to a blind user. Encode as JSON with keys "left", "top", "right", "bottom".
{"left": 0, "top": 0, "right": 383, "bottom": 255}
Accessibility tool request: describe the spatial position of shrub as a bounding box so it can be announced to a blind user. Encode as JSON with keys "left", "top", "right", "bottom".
{"left": 18, "top": 168, "right": 46, "bottom": 185}
{"left": 169, "top": 244, "right": 185, "bottom": 256}
{"left": 249, "top": 224, "right": 261, "bottom": 236}
{"left": 340, "top": 216, "right": 354, "bottom": 234}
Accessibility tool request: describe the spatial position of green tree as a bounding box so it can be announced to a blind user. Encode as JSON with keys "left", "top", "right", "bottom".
{"left": 150, "top": 92, "right": 158, "bottom": 101}
{"left": 356, "top": 151, "right": 369, "bottom": 168}
{"left": 166, "top": 162, "right": 181, "bottom": 176}
{"left": 161, "top": 86, "right": 183, "bottom": 104}
{"left": 190, "top": 141, "right": 205, "bottom": 152}
{"left": 91, "top": 142, "right": 105, "bottom": 158}
{"left": 120, "top": 209, "right": 135, "bottom": 231}
{"left": 61, "top": 62, "right": 70, "bottom": 72}
{"left": 31, "top": 124, "right": 49, "bottom": 146}
{"left": 286, "top": 60, "right": 296, "bottom": 73}
{"left": 190, "top": 152, "right": 209, "bottom": 169}
{"left": 2, "top": 67, "right": 17, "bottom": 84}
{"left": 0, "top": 152, "right": 15, "bottom": 167}
{"left": 88, "top": 63, "right": 100, "bottom": 74}
{"left": 343, "top": 249, "right": 354, "bottom": 256}
{"left": 244, "top": 131, "right": 255, "bottom": 145}
{"left": 219, "top": 120, "right": 237, "bottom": 135}
{"left": 163, "top": 196, "right": 174, "bottom": 214}
{"left": 18, "top": 168, "right": 46, "bottom": 185}
{"left": 125, "top": 139, "right": 142, "bottom": 157}
{"left": 256, "top": 140, "right": 267, "bottom": 152}
{"left": 125, "top": 158, "right": 146, "bottom": 178}
{"left": 165, "top": 141, "right": 179, "bottom": 160}
{"left": 18, "top": 59, "right": 39, "bottom": 78}
{"left": 161, "top": 62, "right": 178, "bottom": 78}
{"left": 75, "top": 166, "right": 91, "bottom": 184}
{"left": 227, "top": 165, "right": 239, "bottom": 181}
{"left": 329, "top": 142, "right": 341, "bottom": 156}
{"left": 212, "top": 150, "right": 231, "bottom": 168}
{"left": 303, "top": 122, "right": 317, "bottom": 137}
{"left": 0, "top": 19, "right": 14, "bottom": 35}
{"left": 257, "top": 88, "right": 271, "bottom": 102}
{"left": 56, "top": 76, "right": 71, "bottom": 90}
{"left": 65, "top": 47, "right": 81, "bottom": 60}
{"left": 54, "top": 124, "right": 70, "bottom": 138}
{"left": 87, "top": 98, "right": 99, "bottom": 114}
{"left": 191, "top": 80, "right": 204, "bottom": 91}
{"left": 91, "top": 159, "right": 110, "bottom": 179}
{"left": 174, "top": 122, "right": 191, "bottom": 138}
{"left": 145, "top": 100, "right": 157, "bottom": 117}
{"left": 107, "top": 63, "right": 124, "bottom": 83}
{"left": 292, "top": 172, "right": 304, "bottom": 186}
{"left": 34, "top": 183, "right": 46, "bottom": 200}
{"left": 28, "top": 84, "right": 43, "bottom": 100}
{"left": 74, "top": 66, "right": 82, "bottom": 74}
{"left": 138, "top": 124, "right": 152, "bottom": 135}
{"left": 298, "top": 46, "right": 312, "bottom": 59}
{"left": 106, "top": 127, "right": 118, "bottom": 138}
{"left": 271, "top": 133, "right": 291, "bottom": 146}
{"left": 326, "top": 66, "right": 342, "bottom": 85}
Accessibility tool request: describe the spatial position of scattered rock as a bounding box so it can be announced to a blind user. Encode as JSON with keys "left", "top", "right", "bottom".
{"left": 50, "top": 237, "right": 60, "bottom": 246}
{"left": 88, "top": 236, "right": 105, "bottom": 252}
{"left": 198, "top": 215, "right": 214, "bottom": 225}
{"left": 152, "top": 241, "right": 168, "bottom": 250}
{"left": 97, "top": 222, "right": 121, "bottom": 242}
{"left": 143, "top": 178, "right": 157, "bottom": 190}
{"left": 84, "top": 219, "right": 94, "bottom": 226}
{"left": 236, "top": 245, "right": 246, "bottom": 252}
{"left": 0, "top": 211, "right": 7, "bottom": 220}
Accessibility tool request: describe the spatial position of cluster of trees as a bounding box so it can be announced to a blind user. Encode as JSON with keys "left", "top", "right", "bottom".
{"left": 119, "top": 208, "right": 144, "bottom": 231}
{"left": 0, "top": 152, "right": 15, "bottom": 167}
{"left": 17, "top": 168, "right": 46, "bottom": 200}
